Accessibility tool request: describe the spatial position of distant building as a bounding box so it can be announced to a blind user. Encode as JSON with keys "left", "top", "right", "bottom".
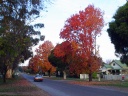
{"left": 100, "top": 60, "right": 128, "bottom": 75}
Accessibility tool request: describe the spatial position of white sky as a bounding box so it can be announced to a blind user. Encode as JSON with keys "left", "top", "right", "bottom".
{"left": 32, "top": 0, "right": 127, "bottom": 64}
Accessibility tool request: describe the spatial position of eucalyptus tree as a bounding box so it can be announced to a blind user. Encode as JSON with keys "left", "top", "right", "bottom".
{"left": 0, "top": 0, "right": 50, "bottom": 82}
{"left": 107, "top": 2, "right": 128, "bottom": 65}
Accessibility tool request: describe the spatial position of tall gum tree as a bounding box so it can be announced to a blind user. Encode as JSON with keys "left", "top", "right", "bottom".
{"left": 107, "top": 2, "right": 128, "bottom": 65}
{"left": 0, "top": 0, "right": 51, "bottom": 83}
{"left": 60, "top": 5, "right": 104, "bottom": 81}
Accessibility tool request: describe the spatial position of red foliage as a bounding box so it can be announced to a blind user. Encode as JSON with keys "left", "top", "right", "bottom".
{"left": 59, "top": 5, "right": 104, "bottom": 76}
{"left": 28, "top": 55, "right": 41, "bottom": 73}
{"left": 69, "top": 55, "right": 102, "bottom": 77}
{"left": 35, "top": 41, "right": 56, "bottom": 73}
{"left": 54, "top": 41, "right": 78, "bottom": 64}
{"left": 28, "top": 41, "right": 56, "bottom": 73}
{"left": 60, "top": 5, "right": 104, "bottom": 58}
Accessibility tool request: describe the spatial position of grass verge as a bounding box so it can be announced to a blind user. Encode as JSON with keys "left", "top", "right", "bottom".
{"left": 93, "top": 81, "right": 128, "bottom": 87}
{"left": 45, "top": 76, "right": 128, "bottom": 88}
{"left": 0, "top": 75, "right": 50, "bottom": 96}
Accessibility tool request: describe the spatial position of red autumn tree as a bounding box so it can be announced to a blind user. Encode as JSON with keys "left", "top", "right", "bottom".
{"left": 69, "top": 55, "right": 102, "bottom": 77}
{"left": 28, "top": 55, "right": 42, "bottom": 73}
{"left": 35, "top": 40, "right": 56, "bottom": 76}
{"left": 54, "top": 41, "right": 78, "bottom": 79}
{"left": 60, "top": 5, "right": 104, "bottom": 81}
{"left": 28, "top": 41, "right": 56, "bottom": 75}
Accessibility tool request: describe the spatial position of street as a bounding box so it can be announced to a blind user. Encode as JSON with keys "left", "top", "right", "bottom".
{"left": 22, "top": 73, "right": 128, "bottom": 96}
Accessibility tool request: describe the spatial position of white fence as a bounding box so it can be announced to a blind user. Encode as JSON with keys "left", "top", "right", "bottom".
{"left": 104, "top": 75, "right": 128, "bottom": 80}
{"left": 80, "top": 74, "right": 88, "bottom": 79}
{"left": 80, "top": 74, "right": 128, "bottom": 80}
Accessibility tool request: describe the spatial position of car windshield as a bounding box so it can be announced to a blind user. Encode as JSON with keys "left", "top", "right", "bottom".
{"left": 35, "top": 74, "right": 42, "bottom": 77}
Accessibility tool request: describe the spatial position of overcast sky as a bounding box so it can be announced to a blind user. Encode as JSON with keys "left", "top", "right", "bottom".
{"left": 32, "top": 0, "right": 127, "bottom": 64}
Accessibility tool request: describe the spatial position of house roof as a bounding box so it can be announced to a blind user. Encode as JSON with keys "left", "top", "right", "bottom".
{"left": 114, "top": 60, "right": 128, "bottom": 70}
{"left": 104, "top": 64, "right": 113, "bottom": 69}
{"left": 102, "top": 60, "right": 128, "bottom": 70}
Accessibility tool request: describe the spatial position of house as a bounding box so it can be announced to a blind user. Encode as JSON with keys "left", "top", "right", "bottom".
{"left": 100, "top": 63, "right": 113, "bottom": 75}
{"left": 100, "top": 60, "right": 128, "bottom": 75}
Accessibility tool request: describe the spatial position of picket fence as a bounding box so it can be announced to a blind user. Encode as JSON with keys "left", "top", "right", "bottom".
{"left": 104, "top": 75, "right": 128, "bottom": 80}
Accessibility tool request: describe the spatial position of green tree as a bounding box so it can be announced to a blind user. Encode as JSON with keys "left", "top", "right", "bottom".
{"left": 0, "top": 0, "right": 49, "bottom": 83}
{"left": 48, "top": 50, "right": 66, "bottom": 77}
{"left": 107, "top": 2, "right": 128, "bottom": 65}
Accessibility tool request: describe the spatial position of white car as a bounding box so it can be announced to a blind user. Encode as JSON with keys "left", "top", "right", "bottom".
{"left": 34, "top": 74, "right": 43, "bottom": 82}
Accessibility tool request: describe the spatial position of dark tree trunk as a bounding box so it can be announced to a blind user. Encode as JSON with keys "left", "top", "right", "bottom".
{"left": 49, "top": 73, "right": 51, "bottom": 77}
{"left": 48, "top": 72, "right": 51, "bottom": 77}
{"left": 2, "top": 65, "right": 7, "bottom": 83}
{"left": 3, "top": 73, "right": 6, "bottom": 83}
{"left": 48, "top": 69, "right": 51, "bottom": 77}
{"left": 89, "top": 63, "right": 92, "bottom": 82}
{"left": 89, "top": 73, "right": 92, "bottom": 82}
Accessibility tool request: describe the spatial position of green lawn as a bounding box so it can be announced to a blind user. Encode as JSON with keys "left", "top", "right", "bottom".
{"left": 45, "top": 76, "right": 128, "bottom": 88}
{"left": 99, "top": 81, "right": 128, "bottom": 87}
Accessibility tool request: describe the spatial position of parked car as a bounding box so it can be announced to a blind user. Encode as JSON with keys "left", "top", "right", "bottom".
{"left": 34, "top": 74, "right": 43, "bottom": 82}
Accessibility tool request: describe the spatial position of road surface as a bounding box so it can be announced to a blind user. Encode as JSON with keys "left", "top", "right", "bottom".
{"left": 22, "top": 73, "right": 128, "bottom": 96}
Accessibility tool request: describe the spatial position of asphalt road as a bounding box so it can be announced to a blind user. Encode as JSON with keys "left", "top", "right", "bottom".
{"left": 22, "top": 73, "right": 128, "bottom": 96}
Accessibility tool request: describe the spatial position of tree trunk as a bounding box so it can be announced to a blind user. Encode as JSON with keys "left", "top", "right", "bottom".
{"left": 89, "top": 73, "right": 92, "bottom": 82}
{"left": 63, "top": 71, "right": 66, "bottom": 80}
{"left": 3, "top": 73, "right": 6, "bottom": 83}
{"left": 48, "top": 69, "right": 51, "bottom": 77}
{"left": 88, "top": 63, "right": 92, "bottom": 82}
{"left": 6, "top": 68, "right": 12, "bottom": 78}
{"left": 48, "top": 72, "right": 51, "bottom": 77}
{"left": 2, "top": 65, "right": 7, "bottom": 83}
